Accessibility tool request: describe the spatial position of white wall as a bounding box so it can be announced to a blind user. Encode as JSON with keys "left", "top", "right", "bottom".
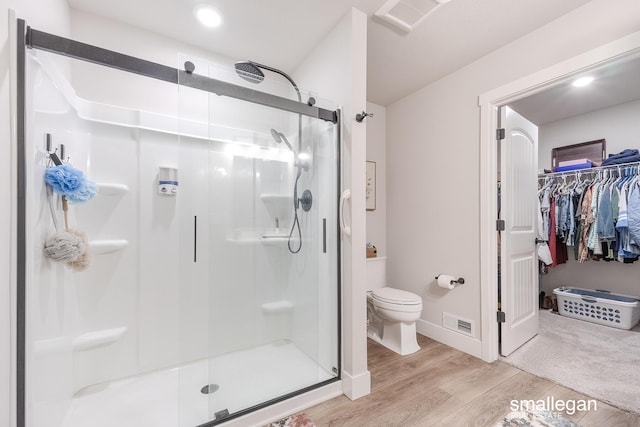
{"left": 9, "top": 0, "right": 70, "bottom": 36}
{"left": 365, "top": 102, "right": 386, "bottom": 257}
{"left": 538, "top": 99, "right": 640, "bottom": 296}
{"left": 294, "top": 8, "right": 370, "bottom": 400}
{"left": 69, "top": 9, "right": 227, "bottom": 116}
{"left": 69, "top": 9, "right": 297, "bottom": 130}
{"left": 539, "top": 99, "right": 640, "bottom": 170}
{"left": 2, "top": 2, "right": 70, "bottom": 426}
{"left": 386, "top": 0, "right": 640, "bottom": 357}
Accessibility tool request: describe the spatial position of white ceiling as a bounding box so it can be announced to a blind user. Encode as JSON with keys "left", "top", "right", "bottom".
{"left": 67, "top": 0, "right": 593, "bottom": 106}
{"left": 509, "top": 56, "right": 640, "bottom": 125}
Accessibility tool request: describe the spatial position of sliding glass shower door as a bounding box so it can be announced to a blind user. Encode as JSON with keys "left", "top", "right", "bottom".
{"left": 177, "top": 60, "right": 340, "bottom": 425}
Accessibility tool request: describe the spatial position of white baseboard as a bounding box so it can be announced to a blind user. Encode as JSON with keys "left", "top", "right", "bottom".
{"left": 221, "top": 381, "right": 343, "bottom": 427}
{"left": 341, "top": 369, "right": 371, "bottom": 400}
{"left": 416, "top": 319, "right": 482, "bottom": 358}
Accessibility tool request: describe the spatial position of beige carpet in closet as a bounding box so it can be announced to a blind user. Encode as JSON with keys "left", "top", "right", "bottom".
{"left": 503, "top": 310, "right": 640, "bottom": 414}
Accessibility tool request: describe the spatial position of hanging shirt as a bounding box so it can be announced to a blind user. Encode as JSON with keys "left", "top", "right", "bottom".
{"left": 597, "top": 182, "right": 616, "bottom": 241}
{"left": 616, "top": 184, "right": 632, "bottom": 261}
{"left": 628, "top": 181, "right": 640, "bottom": 251}
{"left": 587, "top": 183, "right": 602, "bottom": 255}
{"left": 537, "top": 198, "right": 552, "bottom": 265}
{"left": 540, "top": 189, "right": 551, "bottom": 241}
{"left": 579, "top": 186, "right": 594, "bottom": 263}
{"left": 550, "top": 198, "right": 557, "bottom": 266}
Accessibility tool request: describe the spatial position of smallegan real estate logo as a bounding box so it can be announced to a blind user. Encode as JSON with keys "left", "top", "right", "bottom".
{"left": 509, "top": 397, "right": 597, "bottom": 421}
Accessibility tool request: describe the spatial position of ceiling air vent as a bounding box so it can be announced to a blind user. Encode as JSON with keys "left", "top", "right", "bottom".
{"left": 374, "top": 0, "right": 451, "bottom": 33}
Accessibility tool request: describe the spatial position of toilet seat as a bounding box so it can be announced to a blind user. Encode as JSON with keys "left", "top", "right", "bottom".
{"left": 372, "top": 287, "right": 422, "bottom": 305}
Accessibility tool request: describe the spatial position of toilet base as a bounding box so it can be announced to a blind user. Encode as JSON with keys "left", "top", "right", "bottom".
{"left": 367, "top": 320, "right": 420, "bottom": 356}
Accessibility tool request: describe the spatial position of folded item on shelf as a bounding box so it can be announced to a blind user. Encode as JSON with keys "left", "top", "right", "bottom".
{"left": 558, "top": 158, "right": 593, "bottom": 167}
{"left": 553, "top": 162, "right": 593, "bottom": 172}
{"left": 601, "top": 149, "right": 640, "bottom": 166}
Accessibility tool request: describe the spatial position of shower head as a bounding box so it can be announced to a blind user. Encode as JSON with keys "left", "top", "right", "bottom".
{"left": 270, "top": 128, "right": 282, "bottom": 143}
{"left": 234, "top": 60, "right": 301, "bottom": 103}
{"left": 234, "top": 61, "right": 264, "bottom": 84}
{"left": 270, "top": 128, "right": 294, "bottom": 153}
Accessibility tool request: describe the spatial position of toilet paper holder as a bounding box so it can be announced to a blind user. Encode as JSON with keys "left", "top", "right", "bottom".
{"left": 435, "top": 275, "right": 465, "bottom": 286}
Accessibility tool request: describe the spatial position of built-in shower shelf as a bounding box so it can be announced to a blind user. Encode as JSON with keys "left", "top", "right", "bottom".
{"left": 260, "top": 236, "right": 289, "bottom": 246}
{"left": 89, "top": 239, "right": 129, "bottom": 254}
{"left": 72, "top": 327, "right": 127, "bottom": 351}
{"left": 261, "top": 301, "right": 294, "bottom": 314}
{"left": 97, "top": 183, "right": 129, "bottom": 196}
{"left": 226, "top": 236, "right": 290, "bottom": 246}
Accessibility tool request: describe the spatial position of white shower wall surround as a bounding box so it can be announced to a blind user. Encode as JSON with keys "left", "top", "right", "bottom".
{"left": 26, "top": 51, "right": 339, "bottom": 426}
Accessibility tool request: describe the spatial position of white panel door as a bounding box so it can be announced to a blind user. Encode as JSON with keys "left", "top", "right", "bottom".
{"left": 500, "top": 106, "right": 539, "bottom": 356}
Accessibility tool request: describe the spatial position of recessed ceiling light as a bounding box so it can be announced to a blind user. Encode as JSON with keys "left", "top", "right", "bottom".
{"left": 572, "top": 76, "right": 594, "bottom": 87}
{"left": 194, "top": 5, "right": 222, "bottom": 28}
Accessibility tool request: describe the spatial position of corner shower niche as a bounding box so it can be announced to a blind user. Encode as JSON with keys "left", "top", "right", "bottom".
{"left": 226, "top": 191, "right": 293, "bottom": 247}
{"left": 25, "top": 50, "right": 338, "bottom": 427}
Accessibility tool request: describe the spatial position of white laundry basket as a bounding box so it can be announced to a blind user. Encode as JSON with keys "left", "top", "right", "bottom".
{"left": 553, "top": 287, "right": 640, "bottom": 330}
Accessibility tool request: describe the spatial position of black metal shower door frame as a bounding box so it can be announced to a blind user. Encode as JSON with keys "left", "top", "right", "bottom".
{"left": 15, "top": 18, "right": 343, "bottom": 427}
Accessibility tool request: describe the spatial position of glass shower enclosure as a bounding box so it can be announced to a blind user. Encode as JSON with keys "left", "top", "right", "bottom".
{"left": 18, "top": 21, "right": 340, "bottom": 427}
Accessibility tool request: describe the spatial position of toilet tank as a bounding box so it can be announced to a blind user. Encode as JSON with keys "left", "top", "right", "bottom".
{"left": 366, "top": 257, "right": 387, "bottom": 290}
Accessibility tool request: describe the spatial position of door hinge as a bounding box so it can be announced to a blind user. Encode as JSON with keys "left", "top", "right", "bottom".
{"left": 496, "top": 128, "right": 505, "bottom": 140}
{"left": 497, "top": 311, "right": 506, "bottom": 323}
{"left": 496, "top": 219, "right": 505, "bottom": 231}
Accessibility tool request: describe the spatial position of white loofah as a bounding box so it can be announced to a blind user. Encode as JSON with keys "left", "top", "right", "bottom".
{"left": 43, "top": 231, "right": 86, "bottom": 262}
{"left": 66, "top": 229, "right": 90, "bottom": 271}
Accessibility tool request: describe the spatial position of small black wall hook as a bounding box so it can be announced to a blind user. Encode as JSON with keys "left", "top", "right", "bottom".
{"left": 355, "top": 111, "right": 373, "bottom": 122}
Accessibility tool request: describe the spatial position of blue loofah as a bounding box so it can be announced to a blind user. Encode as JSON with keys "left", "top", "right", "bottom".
{"left": 44, "top": 164, "right": 97, "bottom": 203}
{"left": 66, "top": 180, "right": 97, "bottom": 203}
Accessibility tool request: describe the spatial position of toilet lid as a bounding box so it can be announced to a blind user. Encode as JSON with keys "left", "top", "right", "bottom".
{"left": 372, "top": 287, "right": 422, "bottom": 304}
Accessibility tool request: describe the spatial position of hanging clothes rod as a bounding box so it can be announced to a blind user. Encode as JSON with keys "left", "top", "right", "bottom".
{"left": 538, "top": 160, "right": 640, "bottom": 178}
{"left": 23, "top": 23, "right": 338, "bottom": 124}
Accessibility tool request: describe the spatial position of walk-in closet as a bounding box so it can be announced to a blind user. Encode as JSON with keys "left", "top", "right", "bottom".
{"left": 499, "top": 54, "right": 640, "bottom": 414}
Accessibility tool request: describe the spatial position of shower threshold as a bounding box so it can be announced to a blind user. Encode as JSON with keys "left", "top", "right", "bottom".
{"left": 62, "top": 340, "right": 332, "bottom": 427}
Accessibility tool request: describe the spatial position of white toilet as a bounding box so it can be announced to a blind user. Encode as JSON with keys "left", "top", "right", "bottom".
{"left": 366, "top": 257, "right": 423, "bottom": 355}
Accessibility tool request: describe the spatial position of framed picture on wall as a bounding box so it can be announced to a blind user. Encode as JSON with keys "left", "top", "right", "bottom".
{"left": 366, "top": 161, "right": 376, "bottom": 211}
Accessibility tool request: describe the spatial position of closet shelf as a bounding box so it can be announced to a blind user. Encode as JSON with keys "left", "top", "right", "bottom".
{"left": 96, "top": 183, "right": 129, "bottom": 196}
{"left": 538, "top": 160, "right": 640, "bottom": 178}
{"left": 72, "top": 327, "right": 127, "bottom": 352}
{"left": 89, "top": 239, "right": 129, "bottom": 254}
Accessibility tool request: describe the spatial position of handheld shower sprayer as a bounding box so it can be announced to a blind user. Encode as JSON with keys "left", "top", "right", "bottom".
{"left": 269, "top": 127, "right": 312, "bottom": 253}
{"left": 270, "top": 129, "right": 309, "bottom": 171}
{"left": 270, "top": 128, "right": 294, "bottom": 153}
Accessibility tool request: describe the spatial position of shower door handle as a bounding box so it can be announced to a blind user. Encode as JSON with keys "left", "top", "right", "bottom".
{"left": 340, "top": 189, "right": 351, "bottom": 237}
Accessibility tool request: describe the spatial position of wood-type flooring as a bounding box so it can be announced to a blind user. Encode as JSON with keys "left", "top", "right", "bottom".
{"left": 305, "top": 335, "right": 640, "bottom": 426}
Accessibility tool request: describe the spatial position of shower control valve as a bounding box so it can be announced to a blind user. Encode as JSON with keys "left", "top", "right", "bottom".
{"left": 299, "top": 190, "right": 313, "bottom": 212}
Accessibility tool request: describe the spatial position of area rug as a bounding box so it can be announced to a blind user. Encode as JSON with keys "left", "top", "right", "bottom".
{"left": 264, "top": 412, "right": 315, "bottom": 427}
{"left": 502, "top": 310, "right": 640, "bottom": 414}
{"left": 495, "top": 409, "right": 582, "bottom": 426}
